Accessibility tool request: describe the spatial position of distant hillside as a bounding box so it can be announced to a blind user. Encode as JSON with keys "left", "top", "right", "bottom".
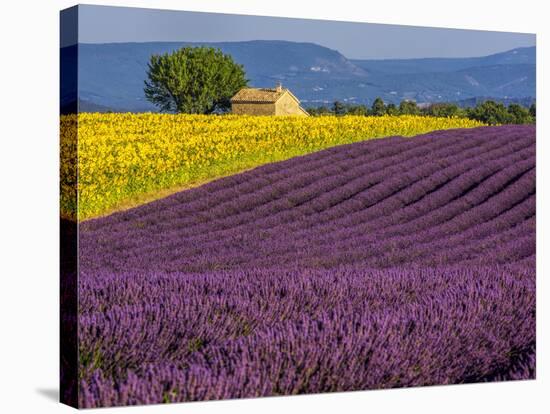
{"left": 62, "top": 41, "right": 535, "bottom": 113}
{"left": 78, "top": 99, "right": 120, "bottom": 113}
{"left": 351, "top": 46, "right": 535, "bottom": 74}
{"left": 366, "top": 63, "right": 535, "bottom": 104}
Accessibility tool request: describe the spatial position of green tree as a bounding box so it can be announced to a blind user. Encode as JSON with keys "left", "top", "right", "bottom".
{"left": 347, "top": 104, "right": 368, "bottom": 116}
{"left": 466, "top": 100, "right": 512, "bottom": 125}
{"left": 386, "top": 103, "right": 399, "bottom": 116}
{"left": 507, "top": 104, "right": 533, "bottom": 124}
{"left": 423, "top": 103, "right": 461, "bottom": 118}
{"left": 399, "top": 100, "right": 420, "bottom": 115}
{"left": 332, "top": 101, "right": 346, "bottom": 116}
{"left": 307, "top": 106, "right": 332, "bottom": 116}
{"left": 371, "top": 97, "right": 386, "bottom": 116}
{"left": 144, "top": 46, "right": 248, "bottom": 114}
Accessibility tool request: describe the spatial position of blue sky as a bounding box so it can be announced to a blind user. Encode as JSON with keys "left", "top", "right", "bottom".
{"left": 65, "top": 4, "right": 536, "bottom": 59}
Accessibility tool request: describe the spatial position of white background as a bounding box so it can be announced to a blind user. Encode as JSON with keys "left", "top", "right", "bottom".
{"left": 0, "top": 0, "right": 547, "bottom": 412}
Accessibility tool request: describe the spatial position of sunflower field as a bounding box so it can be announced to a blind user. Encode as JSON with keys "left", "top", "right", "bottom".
{"left": 60, "top": 113, "right": 484, "bottom": 220}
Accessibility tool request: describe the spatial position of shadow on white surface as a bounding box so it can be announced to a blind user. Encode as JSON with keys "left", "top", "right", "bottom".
{"left": 36, "top": 388, "right": 59, "bottom": 403}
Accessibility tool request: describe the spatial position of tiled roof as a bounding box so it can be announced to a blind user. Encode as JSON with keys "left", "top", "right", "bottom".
{"left": 230, "top": 88, "right": 288, "bottom": 103}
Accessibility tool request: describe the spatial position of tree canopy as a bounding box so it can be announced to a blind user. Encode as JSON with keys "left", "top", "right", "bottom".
{"left": 371, "top": 97, "right": 386, "bottom": 116}
{"left": 399, "top": 100, "right": 420, "bottom": 115}
{"left": 306, "top": 98, "right": 535, "bottom": 125}
{"left": 144, "top": 46, "right": 248, "bottom": 114}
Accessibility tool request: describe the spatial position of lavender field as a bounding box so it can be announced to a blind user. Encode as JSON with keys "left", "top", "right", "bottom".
{"left": 77, "top": 125, "right": 535, "bottom": 407}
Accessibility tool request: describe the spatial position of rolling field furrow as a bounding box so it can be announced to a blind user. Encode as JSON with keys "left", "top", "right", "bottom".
{"left": 367, "top": 210, "right": 535, "bottom": 268}
{"left": 81, "top": 129, "right": 536, "bottom": 272}
{"left": 229, "top": 154, "right": 530, "bottom": 266}
{"left": 85, "top": 127, "right": 501, "bottom": 236}
{"left": 98, "top": 129, "right": 526, "bottom": 255}
{"left": 82, "top": 129, "right": 470, "bottom": 240}
{"left": 504, "top": 255, "right": 535, "bottom": 270}
{"left": 315, "top": 156, "right": 536, "bottom": 249}
{"left": 296, "top": 155, "right": 536, "bottom": 252}
{"left": 297, "top": 138, "right": 534, "bottom": 232}
{"left": 166, "top": 136, "right": 532, "bottom": 254}
{"left": 81, "top": 146, "right": 534, "bottom": 272}
{"left": 177, "top": 202, "right": 533, "bottom": 272}
{"left": 428, "top": 220, "right": 535, "bottom": 265}
{"left": 238, "top": 194, "right": 535, "bottom": 270}
{"left": 83, "top": 131, "right": 423, "bottom": 232}
{"left": 81, "top": 129, "right": 506, "bottom": 255}
{"left": 270, "top": 140, "right": 534, "bottom": 239}
{"left": 82, "top": 124, "right": 488, "bottom": 227}
{"left": 353, "top": 146, "right": 533, "bottom": 229}
{"left": 458, "top": 234, "right": 536, "bottom": 266}
{"left": 292, "top": 167, "right": 534, "bottom": 267}
{"left": 410, "top": 166, "right": 535, "bottom": 240}
{"left": 83, "top": 139, "right": 359, "bottom": 230}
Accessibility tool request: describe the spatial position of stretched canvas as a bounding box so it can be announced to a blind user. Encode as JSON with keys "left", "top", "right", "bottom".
{"left": 60, "top": 4, "right": 536, "bottom": 409}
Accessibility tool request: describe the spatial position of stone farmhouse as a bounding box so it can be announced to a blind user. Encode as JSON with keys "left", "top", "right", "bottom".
{"left": 230, "top": 83, "right": 309, "bottom": 116}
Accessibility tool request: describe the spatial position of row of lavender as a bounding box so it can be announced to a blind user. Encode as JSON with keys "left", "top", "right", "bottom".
{"left": 78, "top": 125, "right": 536, "bottom": 407}
{"left": 79, "top": 265, "right": 534, "bottom": 406}
{"left": 80, "top": 126, "right": 534, "bottom": 272}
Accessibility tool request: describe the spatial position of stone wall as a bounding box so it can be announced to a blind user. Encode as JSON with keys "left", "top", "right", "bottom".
{"left": 231, "top": 95, "right": 308, "bottom": 116}
{"left": 275, "top": 94, "right": 305, "bottom": 115}
{"left": 231, "top": 102, "right": 275, "bottom": 115}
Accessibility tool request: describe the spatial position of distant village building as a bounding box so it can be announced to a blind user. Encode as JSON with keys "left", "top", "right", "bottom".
{"left": 230, "top": 83, "right": 309, "bottom": 116}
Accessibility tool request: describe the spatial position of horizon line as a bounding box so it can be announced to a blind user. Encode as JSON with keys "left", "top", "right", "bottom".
{"left": 65, "top": 40, "right": 536, "bottom": 61}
